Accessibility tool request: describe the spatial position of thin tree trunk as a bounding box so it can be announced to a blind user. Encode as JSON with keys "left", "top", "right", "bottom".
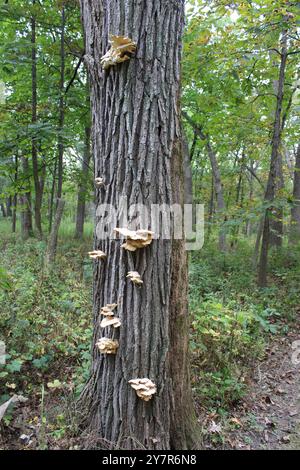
{"left": 6, "top": 196, "right": 12, "bottom": 217}
{"left": 289, "top": 143, "right": 300, "bottom": 243}
{"left": 245, "top": 161, "right": 254, "bottom": 237}
{"left": 182, "top": 134, "right": 193, "bottom": 206}
{"left": 49, "top": 158, "right": 57, "bottom": 233}
{"left": 45, "top": 198, "right": 65, "bottom": 265}
{"left": 12, "top": 155, "right": 18, "bottom": 232}
{"left": 20, "top": 156, "right": 33, "bottom": 240}
{"left": 258, "top": 31, "right": 287, "bottom": 287}
{"left": 182, "top": 111, "right": 226, "bottom": 251}
{"left": 75, "top": 125, "right": 91, "bottom": 239}
{"left": 0, "top": 204, "right": 6, "bottom": 218}
{"left": 31, "top": 0, "right": 43, "bottom": 238}
{"left": 206, "top": 141, "right": 226, "bottom": 251}
{"left": 80, "top": 0, "right": 199, "bottom": 450}
{"left": 207, "top": 174, "right": 214, "bottom": 240}
{"left": 56, "top": 5, "right": 65, "bottom": 200}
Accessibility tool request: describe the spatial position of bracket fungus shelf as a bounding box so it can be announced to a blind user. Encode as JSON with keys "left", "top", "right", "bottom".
{"left": 96, "top": 338, "right": 119, "bottom": 355}
{"left": 114, "top": 228, "right": 154, "bottom": 252}
{"left": 127, "top": 271, "right": 143, "bottom": 285}
{"left": 100, "top": 316, "right": 121, "bottom": 328}
{"left": 100, "top": 35, "right": 136, "bottom": 70}
{"left": 100, "top": 303, "right": 121, "bottom": 328}
{"left": 100, "top": 303, "right": 118, "bottom": 316}
{"left": 95, "top": 177, "right": 105, "bottom": 188}
{"left": 128, "top": 378, "right": 157, "bottom": 402}
{"left": 88, "top": 250, "right": 106, "bottom": 260}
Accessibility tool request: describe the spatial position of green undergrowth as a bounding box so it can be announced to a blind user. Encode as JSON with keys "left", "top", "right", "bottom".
{"left": 189, "top": 240, "right": 300, "bottom": 415}
{"left": 0, "top": 221, "right": 93, "bottom": 441}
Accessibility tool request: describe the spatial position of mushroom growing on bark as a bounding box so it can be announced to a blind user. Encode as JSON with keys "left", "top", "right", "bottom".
{"left": 100, "top": 303, "right": 118, "bottom": 316}
{"left": 100, "top": 35, "right": 136, "bottom": 70}
{"left": 96, "top": 338, "right": 119, "bottom": 355}
{"left": 95, "top": 177, "right": 105, "bottom": 188}
{"left": 126, "top": 271, "right": 143, "bottom": 285}
{"left": 88, "top": 250, "right": 106, "bottom": 260}
{"left": 128, "top": 378, "right": 157, "bottom": 401}
{"left": 100, "top": 316, "right": 121, "bottom": 328}
{"left": 114, "top": 228, "right": 154, "bottom": 251}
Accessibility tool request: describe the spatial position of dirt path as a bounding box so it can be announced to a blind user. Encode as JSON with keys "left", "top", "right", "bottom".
{"left": 220, "top": 324, "right": 300, "bottom": 450}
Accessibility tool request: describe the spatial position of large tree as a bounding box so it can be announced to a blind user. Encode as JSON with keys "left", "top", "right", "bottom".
{"left": 80, "top": 0, "right": 198, "bottom": 450}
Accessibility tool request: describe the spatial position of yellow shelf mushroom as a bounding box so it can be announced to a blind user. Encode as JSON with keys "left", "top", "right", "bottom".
{"left": 128, "top": 378, "right": 157, "bottom": 401}
{"left": 114, "top": 228, "right": 154, "bottom": 251}
{"left": 96, "top": 338, "right": 119, "bottom": 355}
{"left": 101, "top": 35, "right": 136, "bottom": 70}
{"left": 88, "top": 250, "right": 106, "bottom": 260}
{"left": 126, "top": 271, "right": 143, "bottom": 285}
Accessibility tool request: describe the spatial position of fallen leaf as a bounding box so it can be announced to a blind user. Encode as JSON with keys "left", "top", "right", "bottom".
{"left": 208, "top": 420, "right": 222, "bottom": 434}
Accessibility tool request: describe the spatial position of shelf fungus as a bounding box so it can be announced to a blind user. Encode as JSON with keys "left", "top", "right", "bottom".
{"left": 100, "top": 305, "right": 121, "bottom": 328}
{"left": 88, "top": 250, "right": 107, "bottom": 260}
{"left": 96, "top": 337, "right": 119, "bottom": 355}
{"left": 100, "top": 303, "right": 118, "bottom": 316}
{"left": 100, "top": 316, "right": 121, "bottom": 328}
{"left": 95, "top": 177, "right": 105, "bottom": 188}
{"left": 128, "top": 378, "right": 157, "bottom": 402}
{"left": 126, "top": 271, "right": 143, "bottom": 286}
{"left": 114, "top": 228, "right": 154, "bottom": 252}
{"left": 100, "top": 35, "right": 136, "bottom": 70}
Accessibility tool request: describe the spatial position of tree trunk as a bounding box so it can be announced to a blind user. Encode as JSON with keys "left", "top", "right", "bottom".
{"left": 12, "top": 155, "right": 18, "bottom": 233}
{"left": 31, "top": 0, "right": 43, "bottom": 238}
{"left": 49, "top": 158, "right": 57, "bottom": 233}
{"left": 182, "top": 112, "right": 226, "bottom": 251}
{"left": 75, "top": 125, "right": 91, "bottom": 239}
{"left": 45, "top": 198, "right": 65, "bottom": 265}
{"left": 206, "top": 141, "right": 226, "bottom": 251}
{"left": 0, "top": 204, "right": 6, "bottom": 218}
{"left": 56, "top": 5, "right": 65, "bottom": 200}
{"left": 6, "top": 196, "right": 12, "bottom": 217}
{"left": 258, "top": 32, "right": 287, "bottom": 287}
{"left": 182, "top": 134, "right": 193, "bottom": 206}
{"left": 20, "top": 156, "right": 33, "bottom": 240}
{"left": 290, "top": 144, "right": 300, "bottom": 243}
{"left": 80, "top": 0, "right": 199, "bottom": 450}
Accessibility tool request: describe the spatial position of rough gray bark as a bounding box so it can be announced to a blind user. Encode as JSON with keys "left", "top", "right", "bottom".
{"left": 80, "top": 0, "right": 198, "bottom": 450}
{"left": 45, "top": 198, "right": 65, "bottom": 265}
{"left": 290, "top": 144, "right": 300, "bottom": 243}
{"left": 258, "top": 32, "right": 287, "bottom": 287}
{"left": 75, "top": 125, "right": 91, "bottom": 239}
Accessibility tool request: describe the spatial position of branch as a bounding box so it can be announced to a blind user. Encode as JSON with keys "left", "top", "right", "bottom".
{"left": 65, "top": 54, "right": 84, "bottom": 94}
{"left": 281, "top": 86, "right": 298, "bottom": 131}
{"left": 182, "top": 111, "right": 207, "bottom": 141}
{"left": 246, "top": 165, "right": 264, "bottom": 189}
